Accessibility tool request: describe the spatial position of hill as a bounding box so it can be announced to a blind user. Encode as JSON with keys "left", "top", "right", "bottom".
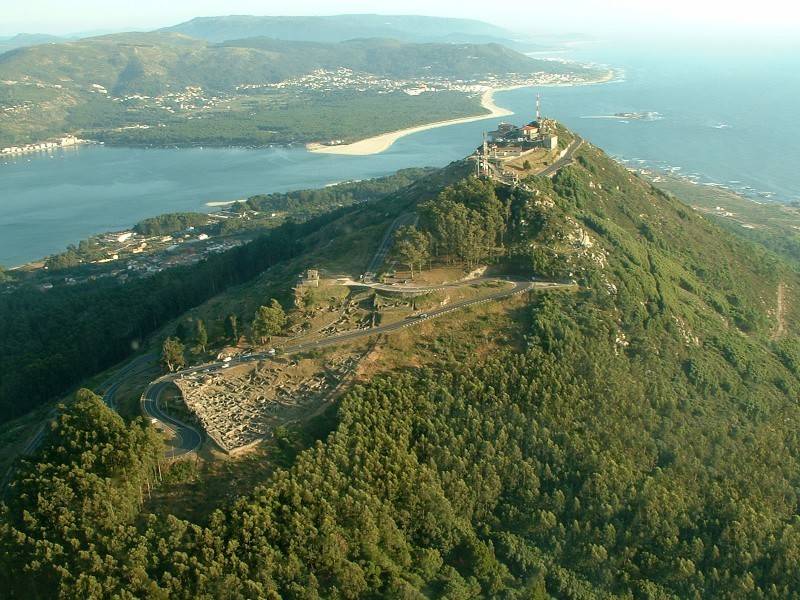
{"left": 0, "top": 32, "right": 602, "bottom": 147}
{"left": 0, "top": 33, "right": 66, "bottom": 55}
{"left": 161, "top": 13, "right": 535, "bottom": 47}
{"left": 2, "top": 129, "right": 800, "bottom": 597}
{"left": 0, "top": 33, "right": 572, "bottom": 96}
{"left": 219, "top": 36, "right": 561, "bottom": 79}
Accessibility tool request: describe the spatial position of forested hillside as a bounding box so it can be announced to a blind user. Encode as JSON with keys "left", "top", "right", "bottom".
{"left": 0, "top": 32, "right": 599, "bottom": 146}
{"left": 0, "top": 34, "right": 559, "bottom": 95}
{"left": 0, "top": 168, "right": 441, "bottom": 422}
{"left": 3, "top": 140, "right": 800, "bottom": 598}
{"left": 161, "top": 14, "right": 518, "bottom": 45}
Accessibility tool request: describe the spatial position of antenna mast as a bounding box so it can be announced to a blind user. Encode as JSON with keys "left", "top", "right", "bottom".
{"left": 536, "top": 93, "right": 541, "bottom": 123}
{"left": 481, "top": 131, "right": 489, "bottom": 177}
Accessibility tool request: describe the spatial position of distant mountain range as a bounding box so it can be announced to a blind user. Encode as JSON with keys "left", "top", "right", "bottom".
{"left": 0, "top": 33, "right": 583, "bottom": 97}
{"left": 0, "top": 17, "right": 604, "bottom": 148}
{"left": 0, "top": 14, "right": 557, "bottom": 58}
{"left": 0, "top": 33, "right": 66, "bottom": 54}
{"left": 160, "top": 14, "right": 548, "bottom": 50}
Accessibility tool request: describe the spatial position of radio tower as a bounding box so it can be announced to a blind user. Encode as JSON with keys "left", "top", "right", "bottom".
{"left": 536, "top": 93, "right": 542, "bottom": 123}
{"left": 481, "top": 131, "right": 489, "bottom": 178}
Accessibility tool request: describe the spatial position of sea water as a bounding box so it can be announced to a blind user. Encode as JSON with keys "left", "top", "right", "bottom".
{"left": 1, "top": 37, "right": 797, "bottom": 267}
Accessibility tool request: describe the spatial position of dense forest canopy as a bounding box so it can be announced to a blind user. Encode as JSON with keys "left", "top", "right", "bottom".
{"left": 2, "top": 140, "right": 800, "bottom": 598}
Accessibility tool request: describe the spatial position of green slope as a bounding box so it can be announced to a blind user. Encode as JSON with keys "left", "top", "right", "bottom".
{"left": 0, "top": 33, "right": 66, "bottom": 55}
{"left": 222, "top": 37, "right": 571, "bottom": 79}
{"left": 0, "top": 32, "right": 598, "bottom": 147}
{"left": 161, "top": 14, "right": 518, "bottom": 44}
{"left": 4, "top": 135, "right": 799, "bottom": 597}
{"left": 0, "top": 33, "right": 576, "bottom": 94}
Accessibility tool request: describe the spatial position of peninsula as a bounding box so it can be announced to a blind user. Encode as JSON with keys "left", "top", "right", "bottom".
{"left": 306, "top": 71, "right": 614, "bottom": 156}
{"left": 306, "top": 88, "right": 513, "bottom": 156}
{"left": 0, "top": 32, "right": 610, "bottom": 149}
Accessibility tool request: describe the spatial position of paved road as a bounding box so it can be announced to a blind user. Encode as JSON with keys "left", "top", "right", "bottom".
{"left": 141, "top": 380, "right": 203, "bottom": 459}
{"left": 538, "top": 135, "right": 584, "bottom": 179}
{"left": 338, "top": 275, "right": 495, "bottom": 295}
{"left": 176, "top": 280, "right": 571, "bottom": 374}
{"left": 1, "top": 352, "right": 158, "bottom": 493}
{"left": 103, "top": 352, "right": 157, "bottom": 411}
{"left": 140, "top": 279, "right": 575, "bottom": 457}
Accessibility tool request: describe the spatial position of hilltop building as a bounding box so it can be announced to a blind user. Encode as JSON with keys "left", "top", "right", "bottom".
{"left": 473, "top": 93, "right": 563, "bottom": 180}
{"left": 486, "top": 94, "right": 558, "bottom": 151}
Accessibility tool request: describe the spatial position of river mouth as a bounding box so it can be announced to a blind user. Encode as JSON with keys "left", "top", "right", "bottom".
{"left": 3, "top": 44, "right": 799, "bottom": 268}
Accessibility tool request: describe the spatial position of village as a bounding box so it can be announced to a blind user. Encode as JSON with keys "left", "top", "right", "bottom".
{"left": 1, "top": 67, "right": 606, "bottom": 154}
{"left": 0, "top": 133, "right": 91, "bottom": 156}
{"left": 174, "top": 350, "right": 367, "bottom": 452}
{"left": 234, "top": 66, "right": 599, "bottom": 96}
{"left": 1, "top": 206, "right": 266, "bottom": 292}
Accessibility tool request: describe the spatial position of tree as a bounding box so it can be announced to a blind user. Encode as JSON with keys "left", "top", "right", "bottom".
{"left": 523, "top": 159, "right": 531, "bottom": 170}
{"left": 161, "top": 337, "right": 185, "bottom": 372}
{"left": 44, "top": 247, "right": 81, "bottom": 271}
{"left": 299, "top": 288, "right": 316, "bottom": 314}
{"left": 195, "top": 319, "right": 208, "bottom": 352}
{"left": 175, "top": 319, "right": 191, "bottom": 343}
{"left": 252, "top": 299, "right": 286, "bottom": 344}
{"left": 392, "top": 226, "right": 430, "bottom": 279}
{"left": 224, "top": 314, "right": 239, "bottom": 343}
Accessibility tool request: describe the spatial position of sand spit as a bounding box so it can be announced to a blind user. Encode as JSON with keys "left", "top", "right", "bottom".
{"left": 306, "top": 87, "right": 518, "bottom": 156}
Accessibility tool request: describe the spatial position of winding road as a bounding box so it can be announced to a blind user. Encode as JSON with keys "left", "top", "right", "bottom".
{"left": 538, "top": 135, "right": 584, "bottom": 179}
{"left": 141, "top": 381, "right": 203, "bottom": 459}
{"left": 140, "top": 278, "right": 574, "bottom": 457}
{"left": 2, "top": 140, "right": 583, "bottom": 476}
{"left": 136, "top": 146, "right": 584, "bottom": 458}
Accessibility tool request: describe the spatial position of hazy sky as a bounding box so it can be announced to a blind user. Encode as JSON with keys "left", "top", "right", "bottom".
{"left": 2, "top": 0, "right": 799, "bottom": 37}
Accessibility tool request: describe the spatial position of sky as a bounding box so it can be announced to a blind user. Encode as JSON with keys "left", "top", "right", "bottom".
{"left": 2, "top": 0, "right": 799, "bottom": 38}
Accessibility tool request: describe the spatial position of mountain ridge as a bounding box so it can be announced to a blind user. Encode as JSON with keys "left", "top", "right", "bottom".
{"left": 160, "top": 13, "right": 539, "bottom": 47}
{"left": 3, "top": 131, "right": 800, "bottom": 597}
{"left": 0, "top": 32, "right": 601, "bottom": 147}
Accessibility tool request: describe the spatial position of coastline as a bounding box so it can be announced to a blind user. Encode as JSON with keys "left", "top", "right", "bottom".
{"left": 306, "top": 72, "right": 616, "bottom": 157}
{"left": 306, "top": 87, "right": 515, "bottom": 157}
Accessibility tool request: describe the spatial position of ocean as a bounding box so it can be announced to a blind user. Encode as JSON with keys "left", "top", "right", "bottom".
{"left": 535, "top": 38, "right": 800, "bottom": 204}
{"left": 1, "top": 38, "right": 797, "bottom": 267}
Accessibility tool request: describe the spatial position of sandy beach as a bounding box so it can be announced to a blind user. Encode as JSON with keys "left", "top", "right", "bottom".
{"left": 306, "top": 71, "right": 617, "bottom": 157}
{"left": 306, "top": 87, "right": 518, "bottom": 156}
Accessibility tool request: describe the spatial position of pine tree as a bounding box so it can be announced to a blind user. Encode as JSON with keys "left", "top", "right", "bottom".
{"left": 224, "top": 314, "right": 239, "bottom": 343}
{"left": 195, "top": 319, "right": 208, "bottom": 352}
{"left": 161, "top": 337, "right": 185, "bottom": 372}
{"left": 252, "top": 299, "right": 286, "bottom": 344}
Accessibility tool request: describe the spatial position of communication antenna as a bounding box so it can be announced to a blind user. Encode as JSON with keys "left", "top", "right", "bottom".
{"left": 481, "top": 132, "right": 489, "bottom": 177}
{"left": 536, "top": 93, "right": 542, "bottom": 123}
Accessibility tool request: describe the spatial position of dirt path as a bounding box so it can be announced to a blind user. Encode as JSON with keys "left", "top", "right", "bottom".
{"left": 772, "top": 282, "right": 787, "bottom": 341}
